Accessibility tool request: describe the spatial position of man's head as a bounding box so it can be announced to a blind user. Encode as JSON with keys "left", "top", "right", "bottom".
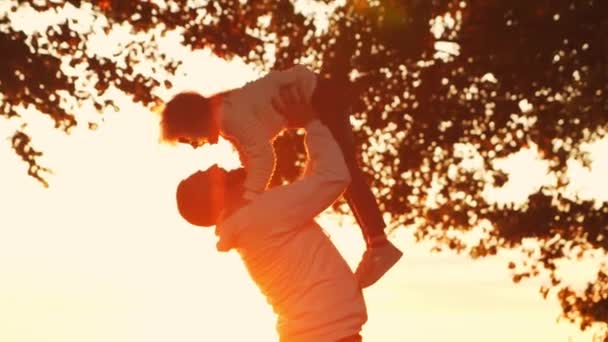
{"left": 160, "top": 92, "right": 221, "bottom": 147}
{"left": 176, "top": 165, "right": 246, "bottom": 227}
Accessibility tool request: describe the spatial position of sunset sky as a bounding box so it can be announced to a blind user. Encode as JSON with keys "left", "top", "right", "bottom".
{"left": 1, "top": 3, "right": 607, "bottom": 342}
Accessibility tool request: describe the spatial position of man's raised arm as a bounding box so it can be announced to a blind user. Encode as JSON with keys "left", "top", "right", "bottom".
{"left": 216, "top": 119, "right": 350, "bottom": 251}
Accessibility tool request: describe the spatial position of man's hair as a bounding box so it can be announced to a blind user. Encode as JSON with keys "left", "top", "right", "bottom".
{"left": 160, "top": 92, "right": 211, "bottom": 141}
{"left": 176, "top": 166, "right": 246, "bottom": 227}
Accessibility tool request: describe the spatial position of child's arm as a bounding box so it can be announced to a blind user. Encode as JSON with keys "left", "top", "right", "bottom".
{"left": 222, "top": 113, "right": 275, "bottom": 200}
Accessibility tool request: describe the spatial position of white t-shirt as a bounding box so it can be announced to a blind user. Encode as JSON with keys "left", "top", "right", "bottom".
{"left": 216, "top": 120, "right": 367, "bottom": 342}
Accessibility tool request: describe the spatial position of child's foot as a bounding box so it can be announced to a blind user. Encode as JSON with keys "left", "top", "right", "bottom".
{"left": 355, "top": 240, "right": 403, "bottom": 289}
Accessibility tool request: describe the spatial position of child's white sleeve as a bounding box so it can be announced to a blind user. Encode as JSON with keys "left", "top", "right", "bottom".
{"left": 241, "top": 138, "right": 275, "bottom": 201}
{"left": 223, "top": 113, "right": 276, "bottom": 200}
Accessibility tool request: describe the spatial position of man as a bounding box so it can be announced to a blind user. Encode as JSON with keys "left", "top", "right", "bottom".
{"left": 176, "top": 89, "right": 367, "bottom": 341}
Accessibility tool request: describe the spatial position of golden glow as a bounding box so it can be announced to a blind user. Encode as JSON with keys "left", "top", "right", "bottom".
{"left": 1, "top": 7, "right": 606, "bottom": 341}
{"left": 0, "top": 57, "right": 602, "bottom": 340}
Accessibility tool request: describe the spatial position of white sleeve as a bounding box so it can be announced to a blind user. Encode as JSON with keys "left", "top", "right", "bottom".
{"left": 217, "top": 120, "right": 350, "bottom": 251}
{"left": 222, "top": 111, "right": 275, "bottom": 200}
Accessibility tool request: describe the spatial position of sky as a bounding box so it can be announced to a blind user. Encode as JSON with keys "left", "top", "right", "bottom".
{"left": 1, "top": 2, "right": 607, "bottom": 342}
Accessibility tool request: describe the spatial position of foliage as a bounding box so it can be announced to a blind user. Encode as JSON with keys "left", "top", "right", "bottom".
{"left": 1, "top": 0, "right": 606, "bottom": 336}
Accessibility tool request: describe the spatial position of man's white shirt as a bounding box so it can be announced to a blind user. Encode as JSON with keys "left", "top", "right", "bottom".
{"left": 216, "top": 120, "right": 367, "bottom": 342}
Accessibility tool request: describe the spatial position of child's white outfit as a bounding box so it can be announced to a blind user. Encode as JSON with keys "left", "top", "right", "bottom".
{"left": 219, "top": 65, "right": 317, "bottom": 200}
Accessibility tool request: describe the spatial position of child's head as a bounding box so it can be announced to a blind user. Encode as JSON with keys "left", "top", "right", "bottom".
{"left": 160, "top": 92, "right": 220, "bottom": 147}
{"left": 176, "top": 165, "right": 246, "bottom": 227}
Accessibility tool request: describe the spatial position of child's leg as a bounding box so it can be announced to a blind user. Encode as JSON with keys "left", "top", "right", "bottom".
{"left": 311, "top": 77, "right": 387, "bottom": 247}
{"left": 312, "top": 76, "right": 403, "bottom": 288}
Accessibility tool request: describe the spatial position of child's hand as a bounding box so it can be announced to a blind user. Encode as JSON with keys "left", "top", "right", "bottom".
{"left": 272, "top": 84, "right": 318, "bottom": 128}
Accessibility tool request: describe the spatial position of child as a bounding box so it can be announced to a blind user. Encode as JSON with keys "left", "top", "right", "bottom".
{"left": 160, "top": 65, "right": 402, "bottom": 288}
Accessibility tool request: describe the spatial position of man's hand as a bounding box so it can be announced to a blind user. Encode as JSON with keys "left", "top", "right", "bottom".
{"left": 272, "top": 84, "right": 318, "bottom": 128}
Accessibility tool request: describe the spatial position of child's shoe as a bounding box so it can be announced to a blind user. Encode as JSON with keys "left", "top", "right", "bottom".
{"left": 355, "top": 240, "right": 403, "bottom": 289}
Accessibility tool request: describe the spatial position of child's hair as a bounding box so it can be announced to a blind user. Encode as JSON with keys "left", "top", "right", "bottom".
{"left": 160, "top": 91, "right": 211, "bottom": 141}
{"left": 176, "top": 165, "right": 246, "bottom": 227}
